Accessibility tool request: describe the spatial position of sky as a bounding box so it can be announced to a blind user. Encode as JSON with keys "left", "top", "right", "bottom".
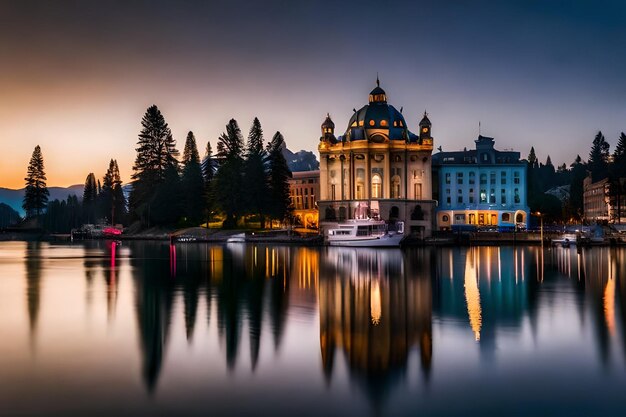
{"left": 1, "top": 0, "right": 626, "bottom": 188}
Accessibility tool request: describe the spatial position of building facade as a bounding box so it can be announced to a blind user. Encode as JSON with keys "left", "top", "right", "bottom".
{"left": 583, "top": 174, "right": 626, "bottom": 223}
{"left": 317, "top": 81, "right": 435, "bottom": 238}
{"left": 288, "top": 170, "right": 320, "bottom": 229}
{"left": 432, "top": 136, "right": 529, "bottom": 230}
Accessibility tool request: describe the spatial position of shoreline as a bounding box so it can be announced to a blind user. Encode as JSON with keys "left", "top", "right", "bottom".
{"left": 3, "top": 230, "right": 625, "bottom": 247}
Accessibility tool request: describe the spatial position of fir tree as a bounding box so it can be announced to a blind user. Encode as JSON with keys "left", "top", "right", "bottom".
{"left": 568, "top": 155, "right": 587, "bottom": 221}
{"left": 203, "top": 141, "right": 215, "bottom": 226}
{"left": 100, "top": 159, "right": 127, "bottom": 225}
{"left": 244, "top": 118, "right": 268, "bottom": 227}
{"left": 130, "top": 105, "right": 179, "bottom": 225}
{"left": 545, "top": 155, "right": 553, "bottom": 167}
{"left": 588, "top": 131, "right": 610, "bottom": 181}
{"left": 181, "top": 131, "right": 205, "bottom": 225}
{"left": 23, "top": 145, "right": 49, "bottom": 218}
{"left": 613, "top": 132, "right": 626, "bottom": 177}
{"left": 527, "top": 147, "right": 537, "bottom": 168}
{"left": 150, "top": 164, "right": 182, "bottom": 225}
{"left": 214, "top": 119, "right": 245, "bottom": 228}
{"left": 266, "top": 131, "right": 292, "bottom": 226}
{"left": 82, "top": 173, "right": 98, "bottom": 223}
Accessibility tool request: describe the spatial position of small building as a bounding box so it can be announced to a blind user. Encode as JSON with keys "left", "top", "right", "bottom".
{"left": 583, "top": 174, "right": 626, "bottom": 223}
{"left": 317, "top": 80, "right": 435, "bottom": 238}
{"left": 432, "top": 136, "right": 529, "bottom": 230}
{"left": 288, "top": 170, "right": 320, "bottom": 229}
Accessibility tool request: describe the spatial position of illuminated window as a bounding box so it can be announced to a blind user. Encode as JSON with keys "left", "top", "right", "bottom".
{"left": 359, "top": 120, "right": 364, "bottom": 127}
{"left": 372, "top": 174, "right": 382, "bottom": 198}
{"left": 351, "top": 121, "right": 357, "bottom": 127}
{"left": 369, "top": 120, "right": 375, "bottom": 126}
{"left": 502, "top": 213, "right": 510, "bottom": 222}
{"left": 480, "top": 188, "right": 487, "bottom": 203}
{"left": 380, "top": 120, "right": 388, "bottom": 127}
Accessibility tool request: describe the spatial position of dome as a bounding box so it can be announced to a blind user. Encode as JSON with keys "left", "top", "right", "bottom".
{"left": 336, "top": 80, "right": 422, "bottom": 143}
{"left": 343, "top": 103, "right": 411, "bottom": 142}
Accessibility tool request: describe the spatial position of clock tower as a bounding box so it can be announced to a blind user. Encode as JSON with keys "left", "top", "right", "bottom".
{"left": 419, "top": 111, "right": 432, "bottom": 143}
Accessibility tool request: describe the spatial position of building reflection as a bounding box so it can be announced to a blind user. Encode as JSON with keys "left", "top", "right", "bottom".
{"left": 318, "top": 247, "right": 433, "bottom": 407}
{"left": 436, "top": 247, "right": 539, "bottom": 359}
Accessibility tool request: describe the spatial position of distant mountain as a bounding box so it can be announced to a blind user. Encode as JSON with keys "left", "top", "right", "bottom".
{"left": 281, "top": 147, "right": 319, "bottom": 172}
{"left": 0, "top": 184, "right": 84, "bottom": 216}
{"left": 0, "top": 203, "right": 21, "bottom": 227}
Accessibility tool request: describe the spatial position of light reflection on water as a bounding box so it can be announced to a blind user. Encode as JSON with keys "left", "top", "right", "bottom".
{"left": 1, "top": 241, "right": 626, "bottom": 415}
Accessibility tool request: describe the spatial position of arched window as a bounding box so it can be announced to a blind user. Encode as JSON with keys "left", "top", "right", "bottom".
{"left": 372, "top": 174, "right": 382, "bottom": 198}
{"left": 391, "top": 175, "right": 401, "bottom": 198}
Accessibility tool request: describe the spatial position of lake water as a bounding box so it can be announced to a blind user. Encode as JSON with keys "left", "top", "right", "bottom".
{"left": 1, "top": 241, "right": 626, "bottom": 416}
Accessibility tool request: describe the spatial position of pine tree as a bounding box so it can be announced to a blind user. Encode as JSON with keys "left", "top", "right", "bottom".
{"left": 130, "top": 105, "right": 179, "bottom": 225}
{"left": 214, "top": 119, "right": 245, "bottom": 228}
{"left": 203, "top": 141, "right": 215, "bottom": 226}
{"left": 545, "top": 155, "right": 553, "bottom": 167}
{"left": 244, "top": 118, "right": 268, "bottom": 227}
{"left": 266, "top": 132, "right": 292, "bottom": 226}
{"left": 23, "top": 145, "right": 49, "bottom": 219}
{"left": 613, "top": 132, "right": 626, "bottom": 177}
{"left": 181, "top": 131, "right": 205, "bottom": 225}
{"left": 568, "top": 155, "right": 587, "bottom": 221}
{"left": 150, "top": 164, "right": 182, "bottom": 225}
{"left": 82, "top": 173, "right": 98, "bottom": 223}
{"left": 100, "top": 159, "right": 127, "bottom": 225}
{"left": 528, "top": 147, "right": 537, "bottom": 168}
{"left": 588, "top": 131, "right": 610, "bottom": 181}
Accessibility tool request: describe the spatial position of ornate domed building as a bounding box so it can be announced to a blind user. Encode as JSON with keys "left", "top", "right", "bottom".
{"left": 318, "top": 80, "right": 435, "bottom": 238}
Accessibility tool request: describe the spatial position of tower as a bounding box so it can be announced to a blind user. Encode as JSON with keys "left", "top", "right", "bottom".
{"left": 419, "top": 111, "right": 432, "bottom": 142}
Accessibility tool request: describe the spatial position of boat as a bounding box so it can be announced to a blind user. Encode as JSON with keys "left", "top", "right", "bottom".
{"left": 551, "top": 233, "right": 577, "bottom": 247}
{"left": 226, "top": 232, "right": 246, "bottom": 243}
{"left": 326, "top": 219, "right": 404, "bottom": 247}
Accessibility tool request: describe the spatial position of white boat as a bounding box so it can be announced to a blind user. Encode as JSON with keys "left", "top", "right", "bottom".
{"left": 326, "top": 219, "right": 404, "bottom": 247}
{"left": 551, "top": 233, "right": 577, "bottom": 247}
{"left": 226, "top": 232, "right": 246, "bottom": 243}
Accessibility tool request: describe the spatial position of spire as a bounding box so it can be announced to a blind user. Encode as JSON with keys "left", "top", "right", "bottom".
{"left": 376, "top": 73, "right": 380, "bottom": 87}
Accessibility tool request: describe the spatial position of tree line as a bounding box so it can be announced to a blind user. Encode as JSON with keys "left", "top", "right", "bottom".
{"left": 21, "top": 144, "right": 128, "bottom": 232}
{"left": 526, "top": 131, "right": 626, "bottom": 222}
{"left": 20, "top": 105, "right": 293, "bottom": 233}
{"left": 129, "top": 105, "right": 292, "bottom": 229}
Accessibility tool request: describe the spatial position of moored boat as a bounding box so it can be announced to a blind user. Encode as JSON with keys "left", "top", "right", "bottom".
{"left": 326, "top": 219, "right": 404, "bottom": 247}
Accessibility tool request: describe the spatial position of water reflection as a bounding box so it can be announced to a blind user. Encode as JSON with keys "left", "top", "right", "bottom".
{"left": 9, "top": 242, "right": 626, "bottom": 415}
{"left": 25, "top": 242, "right": 42, "bottom": 343}
{"left": 319, "top": 248, "right": 433, "bottom": 409}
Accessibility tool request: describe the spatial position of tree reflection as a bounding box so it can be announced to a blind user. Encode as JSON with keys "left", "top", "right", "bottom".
{"left": 25, "top": 241, "right": 42, "bottom": 345}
